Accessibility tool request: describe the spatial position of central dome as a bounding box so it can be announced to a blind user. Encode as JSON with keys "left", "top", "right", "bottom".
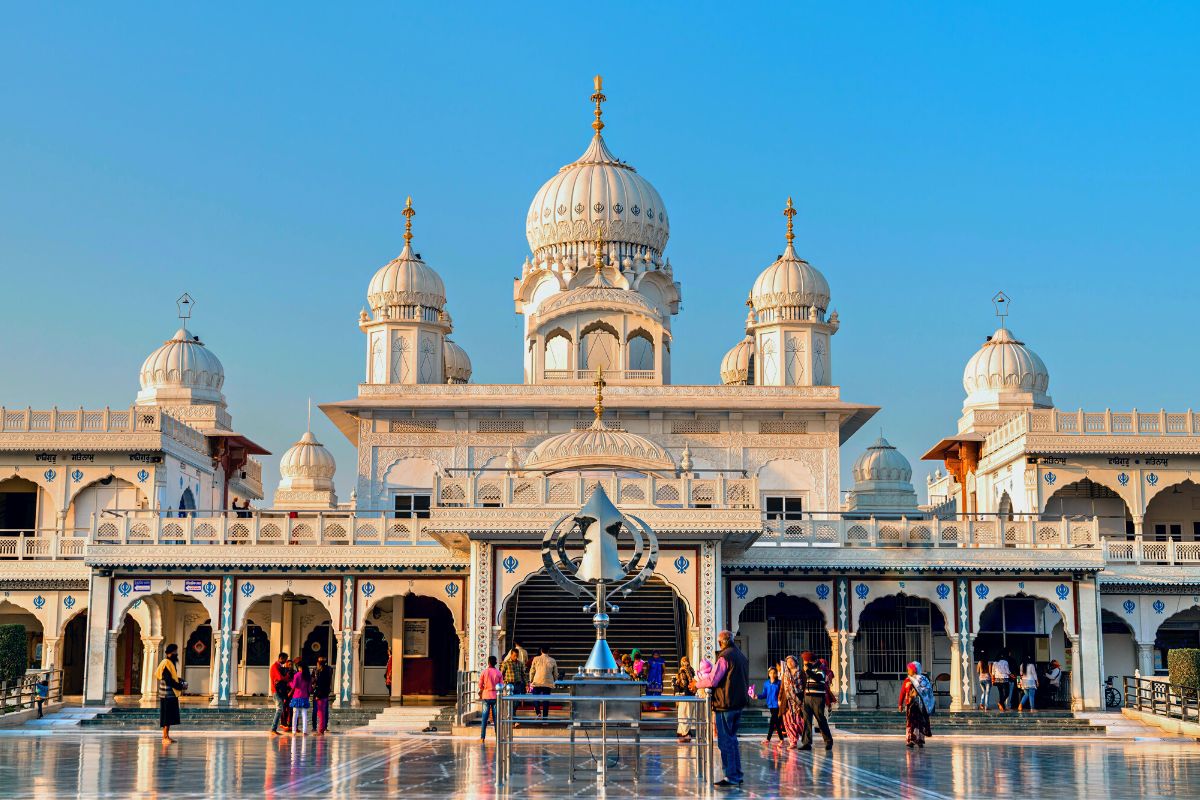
{"left": 137, "top": 326, "right": 226, "bottom": 406}
{"left": 526, "top": 80, "right": 668, "bottom": 259}
{"left": 962, "top": 326, "right": 1051, "bottom": 409}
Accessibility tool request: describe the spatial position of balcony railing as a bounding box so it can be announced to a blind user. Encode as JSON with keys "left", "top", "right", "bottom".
{"left": 1104, "top": 538, "right": 1200, "bottom": 565}
{"left": 90, "top": 510, "right": 438, "bottom": 547}
{"left": 542, "top": 369, "right": 658, "bottom": 382}
{"left": 758, "top": 515, "right": 1101, "bottom": 549}
{"left": 0, "top": 405, "right": 208, "bottom": 453}
{"left": 434, "top": 474, "right": 757, "bottom": 510}
{"left": 987, "top": 407, "right": 1200, "bottom": 451}
{"left": 0, "top": 530, "right": 88, "bottom": 559}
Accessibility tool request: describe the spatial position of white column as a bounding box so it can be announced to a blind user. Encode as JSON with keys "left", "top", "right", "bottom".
{"left": 140, "top": 636, "right": 162, "bottom": 708}
{"left": 390, "top": 595, "right": 405, "bottom": 703}
{"left": 1136, "top": 641, "right": 1156, "bottom": 677}
{"left": 949, "top": 634, "right": 965, "bottom": 711}
{"left": 82, "top": 573, "right": 113, "bottom": 705}
{"left": 41, "top": 636, "right": 61, "bottom": 672}
{"left": 103, "top": 631, "right": 120, "bottom": 701}
{"left": 1068, "top": 634, "right": 1084, "bottom": 711}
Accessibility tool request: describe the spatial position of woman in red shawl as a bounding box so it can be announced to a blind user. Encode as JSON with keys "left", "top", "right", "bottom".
{"left": 779, "top": 655, "right": 805, "bottom": 748}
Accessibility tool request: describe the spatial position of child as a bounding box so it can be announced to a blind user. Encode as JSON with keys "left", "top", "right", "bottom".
{"left": 35, "top": 677, "right": 50, "bottom": 718}
{"left": 761, "top": 666, "right": 783, "bottom": 744}
{"left": 289, "top": 664, "right": 312, "bottom": 735}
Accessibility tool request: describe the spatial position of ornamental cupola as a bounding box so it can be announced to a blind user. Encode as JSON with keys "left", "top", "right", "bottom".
{"left": 274, "top": 407, "right": 338, "bottom": 509}
{"left": 515, "top": 77, "right": 681, "bottom": 387}
{"left": 359, "top": 198, "right": 472, "bottom": 385}
{"left": 961, "top": 292, "right": 1051, "bottom": 413}
{"left": 844, "top": 436, "right": 920, "bottom": 517}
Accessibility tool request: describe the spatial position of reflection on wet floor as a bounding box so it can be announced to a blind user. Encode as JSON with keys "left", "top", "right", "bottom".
{"left": 1, "top": 731, "right": 1198, "bottom": 799}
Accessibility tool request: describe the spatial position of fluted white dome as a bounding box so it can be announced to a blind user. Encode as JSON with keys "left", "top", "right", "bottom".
{"left": 367, "top": 244, "right": 446, "bottom": 314}
{"left": 279, "top": 431, "right": 336, "bottom": 480}
{"left": 443, "top": 338, "right": 472, "bottom": 384}
{"left": 525, "top": 419, "right": 674, "bottom": 473}
{"left": 527, "top": 134, "right": 669, "bottom": 258}
{"left": 720, "top": 337, "right": 755, "bottom": 385}
{"left": 962, "top": 327, "right": 1051, "bottom": 409}
{"left": 750, "top": 244, "right": 831, "bottom": 316}
{"left": 137, "top": 327, "right": 226, "bottom": 406}
{"left": 852, "top": 437, "right": 912, "bottom": 484}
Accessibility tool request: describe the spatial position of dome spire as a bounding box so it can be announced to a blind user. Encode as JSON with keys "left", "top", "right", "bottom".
{"left": 176, "top": 292, "right": 194, "bottom": 322}
{"left": 593, "top": 366, "right": 606, "bottom": 423}
{"left": 402, "top": 195, "right": 416, "bottom": 247}
{"left": 992, "top": 290, "right": 1010, "bottom": 331}
{"left": 593, "top": 222, "right": 606, "bottom": 272}
{"left": 783, "top": 197, "right": 796, "bottom": 246}
{"left": 590, "top": 74, "right": 606, "bottom": 134}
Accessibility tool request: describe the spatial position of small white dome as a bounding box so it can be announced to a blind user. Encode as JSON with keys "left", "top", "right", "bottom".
{"left": 443, "top": 338, "right": 472, "bottom": 384}
{"left": 366, "top": 244, "right": 447, "bottom": 314}
{"left": 750, "top": 244, "right": 831, "bottom": 316}
{"left": 526, "top": 134, "right": 669, "bottom": 258}
{"left": 536, "top": 279, "right": 659, "bottom": 323}
{"left": 138, "top": 327, "right": 225, "bottom": 405}
{"left": 524, "top": 419, "right": 674, "bottom": 473}
{"left": 962, "top": 327, "right": 1051, "bottom": 408}
{"left": 720, "top": 336, "right": 755, "bottom": 385}
{"left": 852, "top": 437, "right": 912, "bottom": 484}
{"left": 279, "top": 431, "right": 336, "bottom": 480}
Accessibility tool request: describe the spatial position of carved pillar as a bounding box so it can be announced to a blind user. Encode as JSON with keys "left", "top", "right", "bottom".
{"left": 699, "top": 542, "right": 719, "bottom": 658}
{"left": 336, "top": 576, "right": 357, "bottom": 708}
{"left": 390, "top": 594, "right": 405, "bottom": 703}
{"left": 140, "top": 636, "right": 163, "bottom": 707}
{"left": 468, "top": 541, "right": 494, "bottom": 673}
{"left": 457, "top": 631, "right": 469, "bottom": 671}
{"left": 103, "top": 630, "right": 120, "bottom": 701}
{"left": 835, "top": 577, "right": 856, "bottom": 708}
{"left": 82, "top": 573, "right": 113, "bottom": 706}
{"left": 1067, "top": 633, "right": 1083, "bottom": 711}
{"left": 41, "top": 636, "right": 60, "bottom": 673}
{"left": 951, "top": 578, "right": 973, "bottom": 711}
{"left": 1136, "top": 641, "right": 1156, "bottom": 678}
{"left": 212, "top": 576, "right": 238, "bottom": 707}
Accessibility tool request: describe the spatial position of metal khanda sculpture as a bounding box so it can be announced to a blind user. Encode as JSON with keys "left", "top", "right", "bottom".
{"left": 541, "top": 483, "right": 659, "bottom": 675}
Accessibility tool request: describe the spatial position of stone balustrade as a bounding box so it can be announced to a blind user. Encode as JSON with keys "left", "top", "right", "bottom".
{"left": 758, "top": 515, "right": 1101, "bottom": 550}
{"left": 433, "top": 473, "right": 757, "bottom": 509}
{"left": 88, "top": 510, "right": 436, "bottom": 547}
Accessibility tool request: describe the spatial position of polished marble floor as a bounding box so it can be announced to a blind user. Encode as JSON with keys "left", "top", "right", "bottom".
{"left": 1, "top": 730, "right": 1198, "bottom": 799}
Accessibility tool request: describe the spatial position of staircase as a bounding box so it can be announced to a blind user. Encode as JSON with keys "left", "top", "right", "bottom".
{"left": 80, "top": 705, "right": 383, "bottom": 731}
{"left": 361, "top": 705, "right": 454, "bottom": 734}
{"left": 504, "top": 572, "right": 684, "bottom": 674}
{"left": 20, "top": 705, "right": 110, "bottom": 730}
{"left": 737, "top": 708, "right": 1107, "bottom": 736}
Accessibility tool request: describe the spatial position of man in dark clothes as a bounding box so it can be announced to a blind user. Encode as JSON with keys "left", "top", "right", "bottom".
{"left": 799, "top": 650, "right": 834, "bottom": 751}
{"left": 699, "top": 629, "right": 750, "bottom": 788}
{"left": 312, "top": 655, "right": 333, "bottom": 734}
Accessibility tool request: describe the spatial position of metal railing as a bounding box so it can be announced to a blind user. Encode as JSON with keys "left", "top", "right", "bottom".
{"left": 455, "top": 670, "right": 480, "bottom": 726}
{"left": 1, "top": 669, "right": 63, "bottom": 716}
{"left": 494, "top": 690, "right": 713, "bottom": 788}
{"left": 90, "top": 510, "right": 438, "bottom": 546}
{"left": 0, "top": 530, "right": 89, "bottom": 560}
{"left": 760, "top": 515, "right": 1100, "bottom": 549}
{"left": 1123, "top": 675, "right": 1200, "bottom": 722}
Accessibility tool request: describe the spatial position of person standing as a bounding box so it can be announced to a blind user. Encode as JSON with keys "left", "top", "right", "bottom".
{"left": 779, "top": 656, "right": 805, "bottom": 748}
{"left": 312, "top": 656, "right": 333, "bottom": 735}
{"left": 699, "top": 630, "right": 749, "bottom": 789}
{"left": 269, "top": 652, "right": 291, "bottom": 736}
{"left": 1045, "top": 659, "right": 1063, "bottom": 705}
{"left": 500, "top": 649, "right": 527, "bottom": 693}
{"left": 977, "top": 660, "right": 992, "bottom": 710}
{"left": 1018, "top": 660, "right": 1038, "bottom": 713}
{"left": 514, "top": 641, "right": 529, "bottom": 669}
{"left": 478, "top": 655, "right": 503, "bottom": 740}
{"left": 35, "top": 676, "right": 49, "bottom": 718}
{"left": 899, "top": 661, "right": 933, "bottom": 748}
{"left": 529, "top": 647, "right": 558, "bottom": 719}
{"left": 646, "top": 651, "right": 666, "bottom": 707}
{"left": 798, "top": 651, "right": 833, "bottom": 752}
{"left": 991, "top": 655, "right": 1013, "bottom": 711}
{"left": 289, "top": 663, "right": 312, "bottom": 736}
{"left": 761, "top": 666, "right": 784, "bottom": 745}
{"left": 155, "top": 643, "right": 187, "bottom": 744}
{"left": 673, "top": 656, "right": 697, "bottom": 743}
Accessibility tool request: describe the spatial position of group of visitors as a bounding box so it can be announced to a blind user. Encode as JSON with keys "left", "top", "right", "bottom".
{"left": 977, "top": 654, "right": 1063, "bottom": 712}
{"left": 269, "top": 651, "right": 334, "bottom": 736}
{"left": 477, "top": 644, "right": 561, "bottom": 740}
{"left": 760, "top": 653, "right": 836, "bottom": 752}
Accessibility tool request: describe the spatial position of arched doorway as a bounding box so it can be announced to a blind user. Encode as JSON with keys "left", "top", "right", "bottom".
{"left": 1101, "top": 610, "right": 1136, "bottom": 680}
{"left": 361, "top": 594, "right": 460, "bottom": 699}
{"left": 1154, "top": 606, "right": 1200, "bottom": 676}
{"left": 1043, "top": 478, "right": 1131, "bottom": 539}
{"left": 503, "top": 571, "right": 688, "bottom": 676}
{"left": 114, "top": 615, "right": 144, "bottom": 698}
{"left": 736, "top": 593, "right": 830, "bottom": 684}
{"left": 974, "top": 594, "right": 1065, "bottom": 667}
{"left": 1145, "top": 480, "right": 1200, "bottom": 542}
{"left": 236, "top": 592, "right": 334, "bottom": 697}
{"left": 0, "top": 477, "right": 41, "bottom": 534}
{"left": 69, "top": 476, "right": 141, "bottom": 530}
{"left": 856, "top": 595, "right": 949, "bottom": 707}
{"left": 61, "top": 612, "right": 88, "bottom": 695}
{"left": 0, "top": 599, "right": 43, "bottom": 672}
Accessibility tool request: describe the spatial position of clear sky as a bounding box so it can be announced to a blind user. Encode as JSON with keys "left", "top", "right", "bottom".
{"left": 2, "top": 4, "right": 1198, "bottom": 502}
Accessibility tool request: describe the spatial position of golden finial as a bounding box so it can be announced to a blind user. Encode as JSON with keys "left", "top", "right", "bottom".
{"left": 783, "top": 196, "right": 796, "bottom": 246}
{"left": 590, "top": 74, "right": 606, "bottom": 134}
{"left": 594, "top": 223, "right": 606, "bottom": 271}
{"left": 402, "top": 195, "right": 415, "bottom": 246}
{"left": 593, "top": 366, "right": 607, "bottom": 422}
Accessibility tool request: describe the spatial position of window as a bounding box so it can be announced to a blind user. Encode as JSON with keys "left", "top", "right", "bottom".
{"left": 627, "top": 334, "right": 654, "bottom": 371}
{"left": 545, "top": 333, "right": 571, "bottom": 371}
{"left": 580, "top": 326, "right": 618, "bottom": 371}
{"left": 1154, "top": 523, "right": 1183, "bottom": 542}
{"left": 764, "top": 496, "right": 803, "bottom": 521}
{"left": 394, "top": 493, "right": 431, "bottom": 519}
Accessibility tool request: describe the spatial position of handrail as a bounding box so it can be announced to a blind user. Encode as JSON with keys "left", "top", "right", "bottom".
{"left": 0, "top": 669, "right": 64, "bottom": 715}
{"left": 1123, "top": 675, "right": 1199, "bottom": 723}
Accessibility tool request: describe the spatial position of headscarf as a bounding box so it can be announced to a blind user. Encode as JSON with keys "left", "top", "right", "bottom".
{"left": 780, "top": 656, "right": 803, "bottom": 708}
{"left": 908, "top": 661, "right": 922, "bottom": 674}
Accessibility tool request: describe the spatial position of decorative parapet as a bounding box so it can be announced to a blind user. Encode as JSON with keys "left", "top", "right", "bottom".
{"left": 758, "top": 515, "right": 1100, "bottom": 550}
{"left": 0, "top": 406, "right": 208, "bottom": 454}
{"left": 986, "top": 408, "right": 1200, "bottom": 454}
{"left": 90, "top": 510, "right": 439, "bottom": 548}
{"left": 434, "top": 473, "right": 756, "bottom": 510}
{"left": 85, "top": 543, "right": 465, "bottom": 571}
{"left": 729, "top": 543, "right": 1105, "bottom": 573}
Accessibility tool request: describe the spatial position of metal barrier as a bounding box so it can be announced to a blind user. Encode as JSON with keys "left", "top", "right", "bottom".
{"left": 1, "top": 669, "right": 63, "bottom": 716}
{"left": 455, "top": 670, "right": 479, "bottom": 726}
{"left": 494, "top": 691, "right": 713, "bottom": 788}
{"left": 1123, "top": 675, "right": 1200, "bottom": 723}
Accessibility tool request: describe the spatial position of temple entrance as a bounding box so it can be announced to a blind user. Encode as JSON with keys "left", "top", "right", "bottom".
{"left": 360, "top": 594, "right": 459, "bottom": 699}
{"left": 736, "top": 593, "right": 831, "bottom": 685}
{"left": 114, "top": 616, "right": 144, "bottom": 697}
{"left": 0, "top": 599, "right": 42, "bottom": 672}
{"left": 1155, "top": 607, "right": 1200, "bottom": 676}
{"left": 61, "top": 612, "right": 87, "bottom": 695}
{"left": 856, "top": 595, "right": 950, "bottom": 708}
{"left": 238, "top": 593, "right": 333, "bottom": 697}
{"left": 503, "top": 571, "right": 687, "bottom": 676}
{"left": 0, "top": 477, "right": 39, "bottom": 534}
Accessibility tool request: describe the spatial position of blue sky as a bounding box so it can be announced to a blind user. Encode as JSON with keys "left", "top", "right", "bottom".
{"left": 2, "top": 4, "right": 1198, "bottom": 502}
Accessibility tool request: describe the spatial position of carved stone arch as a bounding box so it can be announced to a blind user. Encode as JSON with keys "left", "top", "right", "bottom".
{"left": 970, "top": 586, "right": 1075, "bottom": 637}
{"left": 112, "top": 588, "right": 220, "bottom": 637}
{"left": 1041, "top": 475, "right": 1134, "bottom": 521}
{"left": 849, "top": 584, "right": 954, "bottom": 635}
{"left": 1148, "top": 601, "right": 1200, "bottom": 648}
{"left": 68, "top": 474, "right": 145, "bottom": 527}
{"left": 0, "top": 469, "right": 56, "bottom": 505}
{"left": 233, "top": 589, "right": 335, "bottom": 634}
{"left": 579, "top": 319, "right": 621, "bottom": 342}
